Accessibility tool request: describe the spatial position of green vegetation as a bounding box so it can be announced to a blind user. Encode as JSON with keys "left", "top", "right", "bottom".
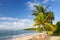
{"left": 24, "top": 28, "right": 37, "bottom": 30}
{"left": 53, "top": 21, "right": 60, "bottom": 36}
{"left": 25, "top": 4, "right": 60, "bottom": 36}
{"left": 24, "top": 21, "right": 60, "bottom": 35}
{"left": 24, "top": 27, "right": 43, "bottom": 31}
{"left": 32, "top": 4, "right": 55, "bottom": 33}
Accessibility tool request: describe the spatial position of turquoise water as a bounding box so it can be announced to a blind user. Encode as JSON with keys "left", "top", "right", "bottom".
{"left": 0, "top": 29, "right": 38, "bottom": 40}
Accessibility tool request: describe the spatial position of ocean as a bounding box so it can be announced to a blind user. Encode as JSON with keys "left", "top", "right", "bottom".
{"left": 0, "top": 29, "right": 38, "bottom": 40}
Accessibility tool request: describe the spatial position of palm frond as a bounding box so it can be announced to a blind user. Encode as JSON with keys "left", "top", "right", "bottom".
{"left": 45, "top": 23, "right": 55, "bottom": 32}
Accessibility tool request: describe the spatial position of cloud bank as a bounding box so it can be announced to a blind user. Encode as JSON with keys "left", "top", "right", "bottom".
{"left": 0, "top": 17, "right": 34, "bottom": 30}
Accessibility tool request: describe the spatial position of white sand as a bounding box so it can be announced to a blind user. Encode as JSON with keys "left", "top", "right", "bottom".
{"left": 50, "top": 36, "right": 60, "bottom": 40}
{"left": 11, "top": 33, "right": 40, "bottom": 40}
{"left": 11, "top": 33, "right": 60, "bottom": 40}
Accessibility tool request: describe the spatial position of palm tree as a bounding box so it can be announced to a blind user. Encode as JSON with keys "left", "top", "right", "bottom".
{"left": 46, "top": 11, "right": 54, "bottom": 24}
{"left": 32, "top": 5, "right": 49, "bottom": 16}
{"left": 33, "top": 12, "right": 55, "bottom": 32}
{"left": 32, "top": 4, "right": 55, "bottom": 33}
{"left": 32, "top": 12, "right": 55, "bottom": 40}
{"left": 32, "top": 5, "right": 45, "bottom": 16}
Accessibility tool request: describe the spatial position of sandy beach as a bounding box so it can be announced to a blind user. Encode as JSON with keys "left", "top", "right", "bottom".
{"left": 11, "top": 33, "right": 60, "bottom": 40}
{"left": 11, "top": 33, "right": 40, "bottom": 40}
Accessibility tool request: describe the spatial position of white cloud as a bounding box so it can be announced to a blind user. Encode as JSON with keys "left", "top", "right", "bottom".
{"left": 0, "top": 17, "right": 19, "bottom": 21}
{"left": 26, "top": 2, "right": 39, "bottom": 10}
{"left": 0, "top": 17, "right": 34, "bottom": 30}
{"left": 42, "top": 0, "right": 49, "bottom": 3}
{"left": 42, "top": 0, "right": 56, "bottom": 3}
{"left": 26, "top": 0, "right": 56, "bottom": 10}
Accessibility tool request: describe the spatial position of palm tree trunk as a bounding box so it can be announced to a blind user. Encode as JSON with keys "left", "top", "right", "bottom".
{"left": 42, "top": 25, "right": 50, "bottom": 40}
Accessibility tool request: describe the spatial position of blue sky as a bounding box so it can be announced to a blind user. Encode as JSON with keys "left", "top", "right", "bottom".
{"left": 0, "top": 0, "right": 60, "bottom": 30}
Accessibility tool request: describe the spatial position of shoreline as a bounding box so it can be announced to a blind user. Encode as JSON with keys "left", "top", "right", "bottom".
{"left": 11, "top": 33, "right": 40, "bottom": 40}
{"left": 10, "top": 33, "right": 60, "bottom": 40}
